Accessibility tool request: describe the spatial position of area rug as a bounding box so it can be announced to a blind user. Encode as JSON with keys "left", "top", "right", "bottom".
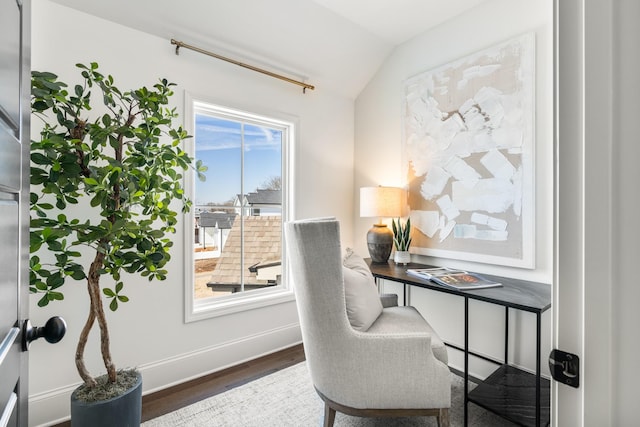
{"left": 143, "top": 362, "right": 515, "bottom": 426}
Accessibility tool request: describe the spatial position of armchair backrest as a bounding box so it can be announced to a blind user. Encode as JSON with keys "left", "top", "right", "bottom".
{"left": 284, "top": 218, "right": 353, "bottom": 384}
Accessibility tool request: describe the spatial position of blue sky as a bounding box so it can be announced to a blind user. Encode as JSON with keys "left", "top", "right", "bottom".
{"left": 195, "top": 114, "right": 282, "bottom": 205}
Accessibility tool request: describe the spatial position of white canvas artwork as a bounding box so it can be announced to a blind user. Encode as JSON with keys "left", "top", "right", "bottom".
{"left": 402, "top": 33, "right": 535, "bottom": 268}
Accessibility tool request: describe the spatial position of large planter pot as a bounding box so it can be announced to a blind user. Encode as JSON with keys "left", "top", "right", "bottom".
{"left": 70, "top": 372, "right": 142, "bottom": 427}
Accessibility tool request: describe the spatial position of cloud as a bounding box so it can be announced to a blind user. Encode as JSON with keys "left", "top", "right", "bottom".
{"left": 195, "top": 126, "right": 281, "bottom": 152}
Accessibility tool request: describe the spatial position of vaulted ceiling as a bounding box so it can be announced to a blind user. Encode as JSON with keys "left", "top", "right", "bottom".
{"left": 48, "top": 0, "right": 488, "bottom": 98}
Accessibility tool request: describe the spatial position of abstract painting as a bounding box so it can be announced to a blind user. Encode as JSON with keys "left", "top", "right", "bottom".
{"left": 402, "top": 33, "right": 535, "bottom": 268}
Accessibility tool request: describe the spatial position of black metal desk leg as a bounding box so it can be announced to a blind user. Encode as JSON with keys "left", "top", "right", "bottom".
{"left": 464, "top": 297, "right": 469, "bottom": 427}
{"left": 536, "top": 312, "right": 541, "bottom": 426}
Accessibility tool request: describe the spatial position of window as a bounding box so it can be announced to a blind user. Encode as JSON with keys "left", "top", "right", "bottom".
{"left": 184, "top": 95, "right": 294, "bottom": 321}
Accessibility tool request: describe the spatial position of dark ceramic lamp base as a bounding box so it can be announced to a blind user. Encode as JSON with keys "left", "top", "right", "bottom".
{"left": 367, "top": 223, "right": 393, "bottom": 263}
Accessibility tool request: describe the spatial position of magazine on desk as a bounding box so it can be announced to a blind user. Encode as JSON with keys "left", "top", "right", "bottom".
{"left": 406, "top": 267, "right": 502, "bottom": 290}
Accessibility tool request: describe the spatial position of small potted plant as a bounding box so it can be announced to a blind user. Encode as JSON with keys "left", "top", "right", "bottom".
{"left": 391, "top": 217, "right": 412, "bottom": 265}
{"left": 30, "top": 63, "right": 206, "bottom": 426}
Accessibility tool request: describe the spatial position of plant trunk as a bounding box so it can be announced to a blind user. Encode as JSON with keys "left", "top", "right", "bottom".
{"left": 75, "top": 249, "right": 117, "bottom": 387}
{"left": 75, "top": 307, "right": 96, "bottom": 388}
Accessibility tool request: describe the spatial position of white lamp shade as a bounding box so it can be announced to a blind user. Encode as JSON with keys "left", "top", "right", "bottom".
{"left": 359, "top": 186, "right": 404, "bottom": 218}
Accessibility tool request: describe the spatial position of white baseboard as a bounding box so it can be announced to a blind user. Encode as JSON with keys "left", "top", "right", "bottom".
{"left": 28, "top": 322, "right": 302, "bottom": 427}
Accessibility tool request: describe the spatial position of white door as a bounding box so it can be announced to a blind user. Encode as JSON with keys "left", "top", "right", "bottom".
{"left": 0, "top": 1, "right": 66, "bottom": 426}
{"left": 0, "top": 0, "right": 30, "bottom": 426}
{"left": 555, "top": 0, "right": 640, "bottom": 425}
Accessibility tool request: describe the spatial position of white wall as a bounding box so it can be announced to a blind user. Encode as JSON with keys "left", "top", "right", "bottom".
{"left": 28, "top": 2, "right": 355, "bottom": 425}
{"left": 354, "top": 0, "right": 553, "bottom": 378}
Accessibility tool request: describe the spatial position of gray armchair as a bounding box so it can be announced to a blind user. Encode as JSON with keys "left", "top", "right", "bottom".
{"left": 284, "top": 218, "right": 451, "bottom": 427}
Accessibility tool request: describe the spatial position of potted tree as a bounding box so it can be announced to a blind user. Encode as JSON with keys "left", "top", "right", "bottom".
{"left": 30, "top": 63, "right": 206, "bottom": 426}
{"left": 391, "top": 217, "right": 412, "bottom": 265}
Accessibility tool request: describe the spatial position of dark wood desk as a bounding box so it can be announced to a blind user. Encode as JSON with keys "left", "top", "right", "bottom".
{"left": 367, "top": 260, "right": 552, "bottom": 427}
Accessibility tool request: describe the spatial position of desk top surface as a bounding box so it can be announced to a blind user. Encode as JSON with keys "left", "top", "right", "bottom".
{"left": 367, "top": 260, "right": 551, "bottom": 313}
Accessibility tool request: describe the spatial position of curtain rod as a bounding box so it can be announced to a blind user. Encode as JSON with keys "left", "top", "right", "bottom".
{"left": 170, "top": 39, "right": 315, "bottom": 93}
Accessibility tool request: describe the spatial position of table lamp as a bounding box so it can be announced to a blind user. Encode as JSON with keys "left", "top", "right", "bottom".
{"left": 360, "top": 186, "right": 404, "bottom": 263}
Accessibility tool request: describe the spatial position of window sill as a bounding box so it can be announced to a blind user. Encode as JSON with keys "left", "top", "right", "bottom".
{"left": 185, "top": 286, "right": 295, "bottom": 323}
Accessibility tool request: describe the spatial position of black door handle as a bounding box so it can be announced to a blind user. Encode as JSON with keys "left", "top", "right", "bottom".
{"left": 22, "top": 316, "right": 67, "bottom": 351}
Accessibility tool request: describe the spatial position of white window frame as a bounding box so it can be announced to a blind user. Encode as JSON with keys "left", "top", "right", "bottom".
{"left": 183, "top": 92, "right": 295, "bottom": 322}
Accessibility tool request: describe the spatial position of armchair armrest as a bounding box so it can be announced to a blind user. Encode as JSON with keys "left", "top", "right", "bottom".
{"left": 379, "top": 293, "right": 398, "bottom": 308}
{"left": 313, "top": 330, "right": 451, "bottom": 409}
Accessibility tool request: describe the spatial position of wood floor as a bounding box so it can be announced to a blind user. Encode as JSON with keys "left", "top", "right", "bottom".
{"left": 53, "top": 343, "right": 306, "bottom": 426}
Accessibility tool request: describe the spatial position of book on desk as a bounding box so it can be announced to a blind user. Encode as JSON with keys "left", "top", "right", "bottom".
{"left": 406, "top": 267, "right": 502, "bottom": 290}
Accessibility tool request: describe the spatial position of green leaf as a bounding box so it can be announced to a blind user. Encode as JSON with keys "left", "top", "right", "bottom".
{"left": 31, "top": 153, "right": 50, "bottom": 165}
{"left": 147, "top": 252, "right": 164, "bottom": 263}
{"left": 49, "top": 292, "right": 64, "bottom": 301}
{"left": 71, "top": 269, "right": 85, "bottom": 280}
{"left": 38, "top": 295, "right": 50, "bottom": 307}
{"left": 89, "top": 194, "right": 102, "bottom": 207}
{"left": 46, "top": 274, "right": 64, "bottom": 288}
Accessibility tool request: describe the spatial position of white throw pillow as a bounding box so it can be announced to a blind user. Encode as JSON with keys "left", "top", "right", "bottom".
{"left": 343, "top": 248, "right": 375, "bottom": 280}
{"left": 342, "top": 248, "right": 383, "bottom": 331}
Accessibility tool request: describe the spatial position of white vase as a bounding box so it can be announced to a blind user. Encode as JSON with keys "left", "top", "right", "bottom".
{"left": 394, "top": 250, "right": 411, "bottom": 265}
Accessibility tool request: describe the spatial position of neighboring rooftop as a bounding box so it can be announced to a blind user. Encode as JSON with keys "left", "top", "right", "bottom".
{"left": 198, "top": 211, "right": 237, "bottom": 229}
{"left": 236, "top": 189, "right": 282, "bottom": 206}
{"left": 207, "top": 215, "right": 281, "bottom": 286}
